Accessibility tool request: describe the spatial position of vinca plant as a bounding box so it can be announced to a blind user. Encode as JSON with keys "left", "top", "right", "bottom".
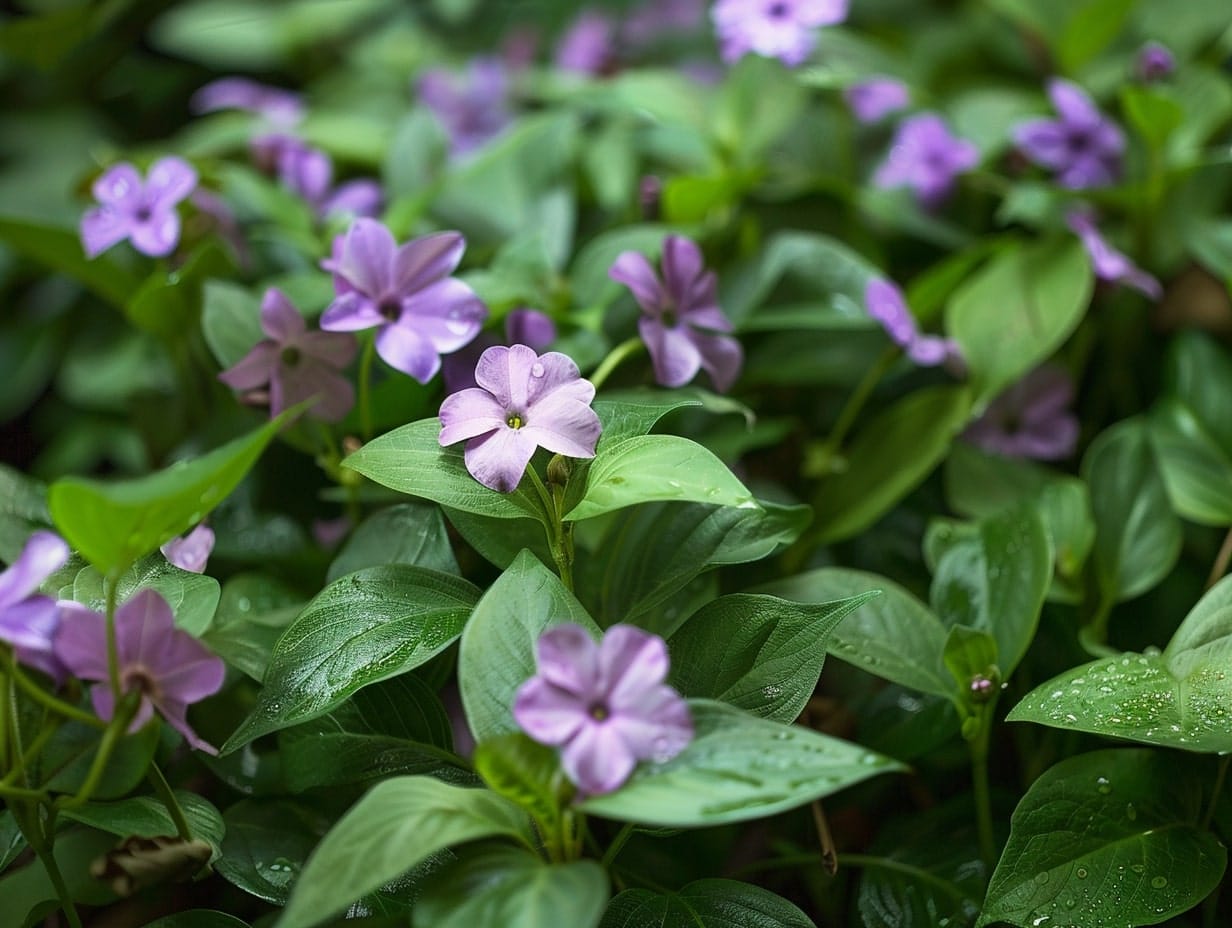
{"left": 1, "top": 0, "right": 1232, "bottom": 926}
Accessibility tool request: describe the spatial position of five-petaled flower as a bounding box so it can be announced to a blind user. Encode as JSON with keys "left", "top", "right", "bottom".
{"left": 80, "top": 157, "right": 198, "bottom": 258}
{"left": 1066, "top": 210, "right": 1162, "bottom": 300}
{"left": 513, "top": 623, "right": 693, "bottom": 795}
{"left": 417, "top": 58, "right": 513, "bottom": 158}
{"left": 609, "top": 235, "right": 743, "bottom": 392}
{"left": 1013, "top": 79, "right": 1125, "bottom": 190}
{"left": 0, "top": 531, "right": 70, "bottom": 681}
{"left": 442, "top": 308, "right": 558, "bottom": 395}
{"left": 873, "top": 113, "right": 979, "bottom": 209}
{"left": 220, "top": 288, "right": 358, "bottom": 422}
{"left": 865, "top": 278, "right": 963, "bottom": 369}
{"left": 55, "top": 589, "right": 226, "bottom": 754}
{"left": 161, "top": 524, "right": 216, "bottom": 575}
{"left": 962, "top": 364, "right": 1080, "bottom": 461}
{"left": 712, "top": 0, "right": 849, "bottom": 67}
{"left": 439, "top": 344, "right": 601, "bottom": 492}
{"left": 319, "top": 219, "right": 487, "bottom": 383}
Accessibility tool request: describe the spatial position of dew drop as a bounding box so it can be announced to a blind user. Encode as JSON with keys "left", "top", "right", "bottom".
{"left": 1095, "top": 776, "right": 1112, "bottom": 794}
{"left": 1033, "top": 872, "right": 1050, "bottom": 885}
{"left": 1076, "top": 867, "right": 1088, "bottom": 879}
{"left": 530, "top": 362, "right": 545, "bottom": 378}
{"left": 1151, "top": 876, "right": 1168, "bottom": 889}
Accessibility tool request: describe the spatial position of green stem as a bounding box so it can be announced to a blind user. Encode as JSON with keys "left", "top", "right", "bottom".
{"left": 358, "top": 335, "right": 376, "bottom": 441}
{"left": 31, "top": 839, "right": 83, "bottom": 928}
{"left": 147, "top": 762, "right": 193, "bottom": 841}
{"left": 526, "top": 468, "right": 574, "bottom": 590}
{"left": 0, "top": 669, "right": 9, "bottom": 772}
{"left": 970, "top": 712, "right": 997, "bottom": 876}
{"left": 4, "top": 719, "right": 58, "bottom": 786}
{"left": 809, "top": 345, "right": 898, "bottom": 478}
{"left": 56, "top": 703, "right": 136, "bottom": 810}
{"left": 0, "top": 782, "right": 49, "bottom": 801}
{"left": 105, "top": 576, "right": 121, "bottom": 701}
{"left": 1207, "top": 525, "right": 1232, "bottom": 591}
{"left": 1202, "top": 755, "right": 1231, "bottom": 831}
{"left": 588, "top": 337, "right": 644, "bottom": 392}
{"left": 7, "top": 661, "right": 105, "bottom": 729}
{"left": 601, "top": 822, "right": 635, "bottom": 869}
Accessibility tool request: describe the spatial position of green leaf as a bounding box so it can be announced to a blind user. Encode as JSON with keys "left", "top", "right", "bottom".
{"left": 62, "top": 555, "right": 220, "bottom": 637}
{"left": 418, "top": 846, "right": 608, "bottom": 928}
{"left": 280, "top": 727, "right": 470, "bottom": 792}
{"left": 811, "top": 386, "right": 972, "bottom": 544}
{"left": 0, "top": 216, "right": 140, "bottom": 309}
{"left": 0, "top": 827, "right": 122, "bottom": 927}
{"left": 928, "top": 506, "right": 1052, "bottom": 677}
{"left": 126, "top": 240, "right": 234, "bottom": 338}
{"left": 142, "top": 912, "right": 250, "bottom": 928}
{"left": 48, "top": 411, "right": 294, "bottom": 577}
{"left": 1148, "top": 399, "right": 1232, "bottom": 525}
{"left": 1083, "top": 419, "right": 1182, "bottom": 603}
{"left": 580, "top": 701, "right": 902, "bottom": 827}
{"left": 0, "top": 465, "right": 51, "bottom": 564}
{"left": 760, "top": 569, "right": 952, "bottom": 699}
{"left": 343, "top": 418, "right": 546, "bottom": 521}
{"left": 945, "top": 239, "right": 1093, "bottom": 406}
{"left": 1121, "top": 85, "right": 1185, "bottom": 152}
{"left": 1009, "top": 575, "right": 1232, "bottom": 752}
{"left": 668, "top": 593, "right": 877, "bottom": 723}
{"left": 40, "top": 722, "right": 160, "bottom": 800}
{"left": 203, "top": 573, "right": 304, "bottom": 681}
{"left": 222, "top": 565, "right": 480, "bottom": 752}
{"left": 978, "top": 749, "right": 1225, "bottom": 928}
{"left": 276, "top": 777, "right": 534, "bottom": 928}
{"left": 201, "top": 281, "right": 262, "bottom": 370}
{"left": 714, "top": 55, "right": 806, "bottom": 166}
{"left": 61, "top": 792, "right": 225, "bottom": 863}
{"left": 1165, "top": 331, "right": 1232, "bottom": 457}
{"left": 569, "top": 225, "right": 670, "bottom": 309}
{"left": 599, "top": 878, "right": 817, "bottom": 927}
{"left": 215, "top": 799, "right": 324, "bottom": 905}
{"left": 458, "top": 551, "right": 601, "bottom": 742}
{"left": 474, "top": 733, "right": 568, "bottom": 826}
{"left": 326, "top": 502, "right": 458, "bottom": 583}
{"left": 1057, "top": 0, "right": 1136, "bottom": 71}
{"left": 942, "top": 625, "right": 999, "bottom": 696}
{"left": 0, "top": 812, "right": 26, "bottom": 874}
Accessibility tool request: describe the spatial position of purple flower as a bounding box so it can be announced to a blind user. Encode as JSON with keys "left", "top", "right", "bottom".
{"left": 442, "top": 308, "right": 557, "bottom": 394}
{"left": 962, "top": 365, "right": 1079, "bottom": 460}
{"left": 55, "top": 589, "right": 226, "bottom": 753}
{"left": 220, "top": 288, "right": 358, "bottom": 421}
{"left": 276, "top": 141, "right": 382, "bottom": 221}
{"left": 0, "top": 532, "right": 69, "bottom": 680}
{"left": 873, "top": 113, "right": 979, "bottom": 209}
{"left": 845, "top": 77, "right": 910, "bottom": 124}
{"left": 865, "top": 279, "right": 963, "bottom": 369}
{"left": 513, "top": 623, "right": 693, "bottom": 795}
{"left": 160, "top": 525, "right": 215, "bottom": 575}
{"left": 1013, "top": 79, "right": 1125, "bottom": 189}
{"left": 1136, "top": 41, "right": 1175, "bottom": 82}
{"left": 439, "top": 345, "right": 601, "bottom": 492}
{"left": 1066, "top": 210, "right": 1162, "bottom": 300}
{"left": 80, "top": 158, "right": 198, "bottom": 259}
{"left": 319, "top": 219, "right": 487, "bottom": 383}
{"left": 190, "top": 78, "right": 303, "bottom": 128}
{"left": 712, "top": 0, "right": 849, "bottom": 67}
{"left": 609, "top": 235, "right": 743, "bottom": 392}
{"left": 417, "top": 58, "right": 513, "bottom": 158}
{"left": 556, "top": 10, "right": 617, "bottom": 75}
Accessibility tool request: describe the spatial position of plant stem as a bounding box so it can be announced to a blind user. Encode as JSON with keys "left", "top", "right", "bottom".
{"left": 4, "top": 719, "right": 58, "bottom": 786}
{"left": 808, "top": 345, "right": 898, "bottom": 478}
{"left": 1202, "top": 755, "right": 1231, "bottom": 831}
{"left": 1207, "top": 525, "right": 1232, "bottom": 591}
{"left": 0, "top": 782, "right": 49, "bottom": 801}
{"left": 588, "top": 336, "right": 643, "bottom": 392}
{"left": 358, "top": 335, "right": 376, "bottom": 441}
{"left": 526, "top": 467, "right": 574, "bottom": 590}
{"left": 731, "top": 851, "right": 971, "bottom": 905}
{"left": 6, "top": 661, "right": 104, "bottom": 729}
{"left": 601, "top": 822, "right": 635, "bottom": 869}
{"left": 148, "top": 762, "right": 194, "bottom": 841}
{"left": 105, "top": 575, "right": 121, "bottom": 701}
{"left": 56, "top": 703, "right": 136, "bottom": 810}
{"left": 970, "top": 712, "right": 997, "bottom": 875}
{"left": 32, "top": 838, "right": 83, "bottom": 928}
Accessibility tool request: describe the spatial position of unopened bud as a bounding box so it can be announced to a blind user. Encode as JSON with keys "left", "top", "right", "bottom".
{"left": 547, "top": 454, "right": 572, "bottom": 488}
{"left": 968, "top": 673, "right": 998, "bottom": 703}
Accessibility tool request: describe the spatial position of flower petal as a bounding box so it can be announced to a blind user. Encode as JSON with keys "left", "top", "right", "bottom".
{"left": 513, "top": 677, "right": 588, "bottom": 745}
{"left": 397, "top": 277, "right": 489, "bottom": 354}
{"left": 281, "top": 362, "right": 355, "bottom": 422}
{"left": 505, "top": 309, "right": 556, "bottom": 350}
{"left": 439, "top": 387, "right": 507, "bottom": 446}
{"left": 473, "top": 345, "right": 517, "bottom": 407}
{"left": 609, "top": 251, "right": 666, "bottom": 315}
{"left": 609, "top": 685, "right": 693, "bottom": 763}
{"left": 0, "top": 597, "right": 64, "bottom": 680}
{"left": 129, "top": 210, "right": 181, "bottom": 258}
{"left": 462, "top": 427, "right": 539, "bottom": 492}
{"left": 152, "top": 697, "right": 219, "bottom": 754}
{"left": 260, "top": 288, "right": 305, "bottom": 342}
{"left": 639, "top": 317, "right": 702, "bottom": 388}
{"left": 598, "top": 625, "right": 670, "bottom": 707}
{"left": 145, "top": 157, "right": 198, "bottom": 210}
{"left": 692, "top": 330, "right": 744, "bottom": 393}
{"left": 80, "top": 207, "right": 132, "bottom": 258}
{"left": 92, "top": 163, "right": 142, "bottom": 207}
{"left": 92, "top": 685, "right": 156, "bottom": 733}
{"left": 320, "top": 179, "right": 383, "bottom": 219}
{"left": 218, "top": 342, "right": 276, "bottom": 391}
{"left": 535, "top": 622, "right": 601, "bottom": 695}
{"left": 338, "top": 218, "right": 397, "bottom": 298}
{"left": 560, "top": 721, "right": 638, "bottom": 795}
{"left": 319, "top": 292, "right": 386, "bottom": 332}
{"left": 1013, "top": 119, "right": 1071, "bottom": 170}
{"left": 53, "top": 603, "right": 110, "bottom": 682}
{"left": 0, "top": 531, "right": 69, "bottom": 606}
{"left": 375, "top": 322, "right": 441, "bottom": 383}
{"left": 113, "top": 588, "right": 178, "bottom": 669}
{"left": 521, "top": 397, "right": 601, "bottom": 459}
{"left": 394, "top": 231, "right": 466, "bottom": 294}
{"left": 525, "top": 351, "right": 593, "bottom": 409}
{"left": 160, "top": 525, "right": 214, "bottom": 574}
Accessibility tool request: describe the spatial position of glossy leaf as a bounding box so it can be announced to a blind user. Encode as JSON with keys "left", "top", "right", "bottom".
{"left": 580, "top": 700, "right": 903, "bottom": 827}
{"left": 599, "top": 878, "right": 817, "bottom": 927}
{"left": 1165, "top": 330, "right": 1232, "bottom": 457}
{"left": 458, "top": 550, "right": 601, "bottom": 742}
{"left": 215, "top": 799, "right": 324, "bottom": 905}
{"left": 277, "top": 776, "right": 534, "bottom": 928}
{"left": 0, "top": 812, "right": 25, "bottom": 874}
{"left": 978, "top": 749, "right": 1225, "bottom": 927}
{"left": 326, "top": 502, "right": 459, "bottom": 583}
{"left": 48, "top": 411, "right": 294, "bottom": 576}
{"left": 1148, "top": 399, "right": 1232, "bottom": 525}
{"left": 40, "top": 722, "right": 160, "bottom": 800}
{"left": 668, "top": 592, "right": 877, "bottom": 723}
{"left": 61, "top": 792, "right": 225, "bottom": 863}
{"left": 203, "top": 573, "right": 304, "bottom": 681}
{"left": 417, "top": 846, "right": 607, "bottom": 928}
{"left": 61, "top": 555, "right": 220, "bottom": 637}
{"left": 222, "top": 565, "right": 480, "bottom": 751}
{"left": 142, "top": 913, "right": 250, "bottom": 928}
{"left": 201, "top": 280, "right": 262, "bottom": 370}
{"left": 474, "top": 733, "right": 567, "bottom": 826}
{"left": 280, "top": 727, "right": 470, "bottom": 792}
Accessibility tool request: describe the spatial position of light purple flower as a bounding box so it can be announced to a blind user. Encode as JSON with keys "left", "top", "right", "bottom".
{"left": 962, "top": 365, "right": 1079, "bottom": 460}
{"left": 873, "top": 113, "right": 979, "bottom": 209}
{"left": 160, "top": 525, "right": 215, "bottom": 575}
{"left": 190, "top": 78, "right": 303, "bottom": 128}
{"left": 319, "top": 219, "right": 487, "bottom": 383}
{"left": 514, "top": 623, "right": 693, "bottom": 795}
{"left": 417, "top": 58, "right": 513, "bottom": 158}
{"left": 442, "top": 308, "right": 558, "bottom": 394}
{"left": 609, "top": 235, "right": 743, "bottom": 392}
{"left": 80, "top": 158, "right": 198, "bottom": 258}
{"left": 865, "top": 279, "right": 963, "bottom": 369}
{"left": 0, "top": 532, "right": 69, "bottom": 680}
{"left": 439, "top": 345, "right": 601, "bottom": 492}
{"left": 712, "top": 0, "right": 848, "bottom": 67}
{"left": 276, "top": 141, "right": 382, "bottom": 221}
{"left": 1136, "top": 41, "right": 1175, "bottom": 82}
{"left": 220, "top": 288, "right": 357, "bottom": 421}
{"left": 55, "top": 589, "right": 226, "bottom": 754}
{"left": 1066, "top": 210, "right": 1162, "bottom": 300}
{"left": 845, "top": 77, "right": 910, "bottom": 124}
{"left": 1013, "top": 79, "right": 1125, "bottom": 189}
{"left": 556, "top": 10, "right": 617, "bottom": 75}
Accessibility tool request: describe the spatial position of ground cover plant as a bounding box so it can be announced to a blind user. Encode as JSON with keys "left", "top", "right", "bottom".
{"left": 1, "top": 0, "right": 1231, "bottom": 925}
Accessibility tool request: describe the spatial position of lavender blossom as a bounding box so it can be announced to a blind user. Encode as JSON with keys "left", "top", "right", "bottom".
{"left": 514, "top": 623, "right": 693, "bottom": 795}
{"left": 319, "top": 219, "right": 487, "bottom": 383}
{"left": 220, "top": 288, "right": 357, "bottom": 421}
{"left": 1136, "top": 42, "right": 1175, "bottom": 82}
{"left": 1013, "top": 79, "right": 1125, "bottom": 189}
{"left": 80, "top": 158, "right": 198, "bottom": 258}
{"left": 1066, "top": 211, "right": 1161, "bottom": 300}
{"left": 962, "top": 365, "right": 1079, "bottom": 460}
{"left": 556, "top": 10, "right": 617, "bottom": 75}
{"left": 845, "top": 77, "right": 910, "bottom": 124}
{"left": 609, "top": 235, "right": 743, "bottom": 392}
{"left": 442, "top": 308, "right": 557, "bottom": 394}
{"left": 190, "top": 78, "right": 303, "bottom": 128}
{"left": 160, "top": 525, "right": 215, "bottom": 575}
{"left": 865, "top": 279, "right": 962, "bottom": 369}
{"left": 417, "top": 58, "right": 513, "bottom": 158}
{"left": 712, "top": 0, "right": 849, "bottom": 67}
{"left": 55, "top": 589, "right": 226, "bottom": 753}
{"left": 439, "top": 345, "right": 601, "bottom": 492}
{"left": 276, "top": 141, "right": 382, "bottom": 220}
{"left": 873, "top": 113, "right": 979, "bottom": 209}
{"left": 0, "top": 532, "right": 69, "bottom": 680}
